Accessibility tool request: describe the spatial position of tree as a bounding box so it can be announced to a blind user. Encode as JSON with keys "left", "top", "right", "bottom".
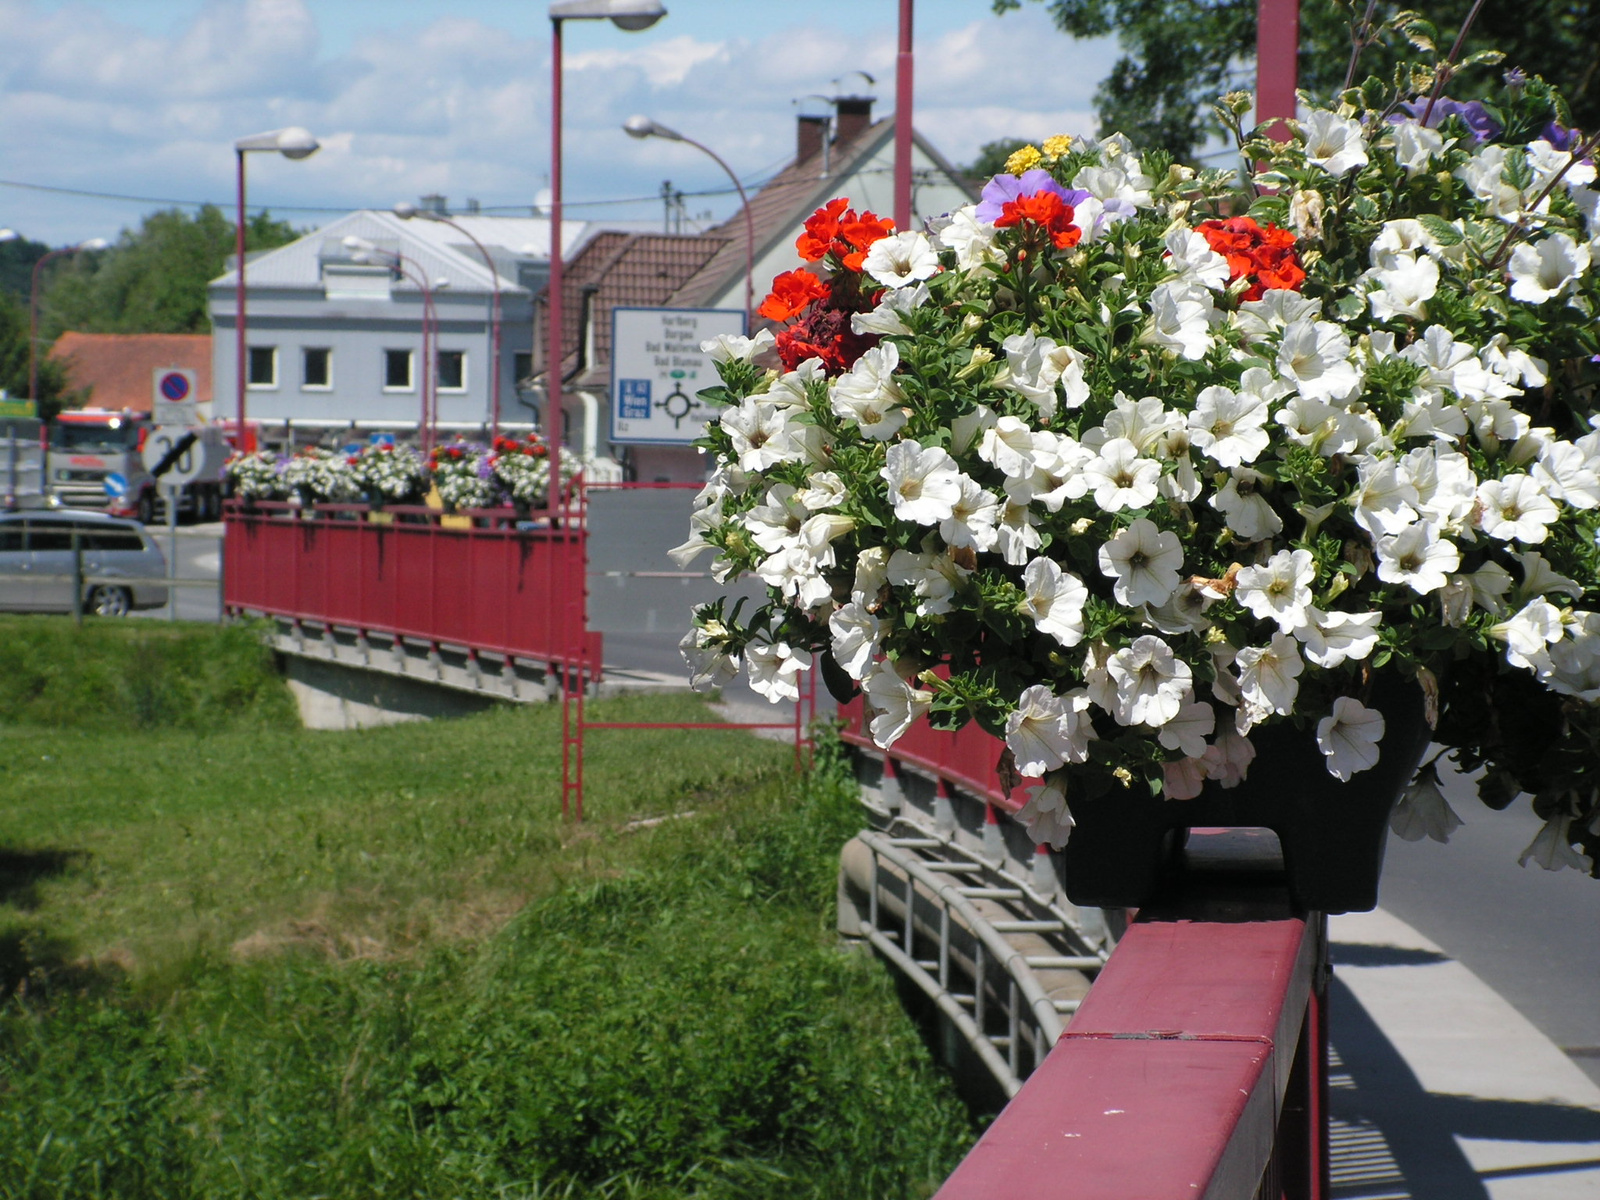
{"left": 37, "top": 205, "right": 298, "bottom": 341}
{"left": 0, "top": 233, "right": 50, "bottom": 304}
{"left": 0, "top": 292, "right": 75, "bottom": 419}
{"left": 963, "top": 138, "right": 1038, "bottom": 182}
{"left": 994, "top": 0, "right": 1600, "bottom": 161}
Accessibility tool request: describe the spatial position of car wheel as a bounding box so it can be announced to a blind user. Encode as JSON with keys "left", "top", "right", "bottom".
{"left": 136, "top": 491, "right": 155, "bottom": 525}
{"left": 87, "top": 584, "right": 132, "bottom": 618}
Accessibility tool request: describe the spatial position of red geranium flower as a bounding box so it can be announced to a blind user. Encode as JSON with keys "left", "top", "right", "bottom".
{"left": 995, "top": 191, "right": 1082, "bottom": 250}
{"left": 775, "top": 306, "right": 873, "bottom": 373}
{"left": 757, "top": 268, "right": 832, "bottom": 322}
{"left": 1197, "top": 217, "right": 1304, "bottom": 302}
{"left": 796, "top": 198, "right": 849, "bottom": 262}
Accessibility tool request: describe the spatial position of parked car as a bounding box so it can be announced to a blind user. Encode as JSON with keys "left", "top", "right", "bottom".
{"left": 0, "top": 510, "right": 169, "bottom": 616}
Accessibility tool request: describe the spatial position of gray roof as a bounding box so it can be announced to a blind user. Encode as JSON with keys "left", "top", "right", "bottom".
{"left": 209, "top": 210, "right": 589, "bottom": 296}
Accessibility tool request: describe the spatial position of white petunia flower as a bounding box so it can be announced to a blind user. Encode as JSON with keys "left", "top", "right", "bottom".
{"left": 1391, "top": 770, "right": 1464, "bottom": 843}
{"left": 862, "top": 662, "right": 932, "bottom": 749}
{"left": 1406, "top": 446, "right": 1479, "bottom": 530}
{"left": 940, "top": 476, "right": 1002, "bottom": 552}
{"left": 1367, "top": 252, "right": 1439, "bottom": 321}
{"left": 1375, "top": 522, "right": 1461, "bottom": 595}
{"left": 1083, "top": 437, "right": 1161, "bottom": 511}
{"left": 1293, "top": 607, "right": 1382, "bottom": 668}
{"left": 1163, "top": 756, "right": 1208, "bottom": 800}
{"left": 1019, "top": 557, "right": 1089, "bottom": 647}
{"left": 1490, "top": 598, "right": 1565, "bottom": 669}
{"left": 1389, "top": 120, "right": 1446, "bottom": 175}
{"left": 1158, "top": 700, "right": 1216, "bottom": 759}
{"left": 1276, "top": 318, "right": 1361, "bottom": 403}
{"left": 1350, "top": 455, "right": 1420, "bottom": 537}
{"left": 828, "top": 602, "right": 882, "bottom": 681}
{"left": 1018, "top": 779, "right": 1075, "bottom": 849}
{"left": 1316, "top": 696, "right": 1385, "bottom": 781}
{"left": 935, "top": 205, "right": 1002, "bottom": 271}
{"left": 1508, "top": 232, "right": 1591, "bottom": 304}
{"left": 885, "top": 547, "right": 967, "bottom": 616}
{"left": 1189, "top": 384, "right": 1271, "bottom": 468}
{"left": 1201, "top": 729, "right": 1257, "bottom": 787}
{"left": 1163, "top": 226, "right": 1230, "bottom": 290}
{"left": 851, "top": 283, "right": 931, "bottom": 336}
{"left": 852, "top": 545, "right": 889, "bottom": 607}
{"left": 1236, "top": 633, "right": 1304, "bottom": 722}
{"left": 881, "top": 441, "right": 962, "bottom": 526}
{"left": 797, "top": 512, "right": 855, "bottom": 567}
{"left": 1533, "top": 440, "right": 1600, "bottom": 510}
{"left": 1105, "top": 635, "right": 1193, "bottom": 727}
{"left": 1087, "top": 392, "right": 1184, "bottom": 454}
{"left": 1518, "top": 813, "right": 1594, "bottom": 873}
{"left": 743, "top": 484, "right": 808, "bottom": 554}
{"left": 1302, "top": 110, "right": 1369, "bottom": 176}
{"left": 863, "top": 230, "right": 941, "bottom": 288}
{"left": 679, "top": 623, "right": 740, "bottom": 692}
{"left": 1235, "top": 548, "right": 1316, "bottom": 632}
{"left": 764, "top": 357, "right": 827, "bottom": 409}
{"left": 1235, "top": 289, "right": 1323, "bottom": 343}
{"left": 1210, "top": 468, "right": 1284, "bottom": 541}
{"left": 994, "top": 496, "right": 1043, "bottom": 566}
{"left": 756, "top": 545, "right": 833, "bottom": 609}
{"left": 1143, "top": 281, "right": 1217, "bottom": 360}
{"left": 721, "top": 398, "right": 799, "bottom": 472}
{"left": 1000, "top": 329, "right": 1091, "bottom": 418}
{"left": 1369, "top": 218, "right": 1438, "bottom": 268}
{"left": 745, "top": 641, "right": 811, "bottom": 703}
{"left": 1476, "top": 474, "right": 1560, "bottom": 544}
{"left": 702, "top": 328, "right": 776, "bottom": 363}
{"left": 1098, "top": 518, "right": 1184, "bottom": 606}
{"left": 980, "top": 415, "right": 1052, "bottom": 479}
{"left": 1006, "top": 685, "right": 1093, "bottom": 775}
{"left": 831, "top": 343, "right": 907, "bottom": 439}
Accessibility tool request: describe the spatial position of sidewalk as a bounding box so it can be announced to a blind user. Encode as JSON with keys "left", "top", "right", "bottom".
{"left": 1328, "top": 909, "right": 1600, "bottom": 1199}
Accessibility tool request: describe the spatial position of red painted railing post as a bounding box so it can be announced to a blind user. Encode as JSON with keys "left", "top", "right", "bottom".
{"left": 1257, "top": 0, "right": 1301, "bottom": 135}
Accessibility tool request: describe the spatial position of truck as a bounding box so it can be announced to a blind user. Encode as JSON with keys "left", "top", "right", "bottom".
{"left": 47, "top": 408, "right": 229, "bottom": 522}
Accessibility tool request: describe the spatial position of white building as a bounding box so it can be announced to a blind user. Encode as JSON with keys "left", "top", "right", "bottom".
{"left": 207, "top": 203, "right": 585, "bottom": 444}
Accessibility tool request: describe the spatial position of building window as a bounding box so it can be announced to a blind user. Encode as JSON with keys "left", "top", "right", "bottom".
{"left": 302, "top": 347, "right": 332, "bottom": 390}
{"left": 384, "top": 349, "right": 414, "bottom": 391}
{"left": 247, "top": 346, "right": 277, "bottom": 388}
{"left": 437, "top": 350, "right": 466, "bottom": 392}
{"left": 513, "top": 352, "right": 533, "bottom": 388}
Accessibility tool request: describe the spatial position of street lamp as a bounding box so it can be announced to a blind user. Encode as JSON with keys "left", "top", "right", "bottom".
{"left": 622, "top": 116, "right": 754, "bottom": 322}
{"left": 30, "top": 237, "right": 110, "bottom": 405}
{"left": 395, "top": 201, "right": 505, "bottom": 441}
{"left": 344, "top": 234, "right": 441, "bottom": 451}
{"left": 235, "top": 127, "right": 319, "bottom": 450}
{"left": 547, "top": 0, "right": 666, "bottom": 518}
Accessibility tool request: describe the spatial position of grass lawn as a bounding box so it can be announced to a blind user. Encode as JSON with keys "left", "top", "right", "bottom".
{"left": 0, "top": 617, "right": 974, "bottom": 1199}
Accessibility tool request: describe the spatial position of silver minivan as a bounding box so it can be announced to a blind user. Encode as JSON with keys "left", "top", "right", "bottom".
{"left": 0, "top": 511, "right": 169, "bottom": 616}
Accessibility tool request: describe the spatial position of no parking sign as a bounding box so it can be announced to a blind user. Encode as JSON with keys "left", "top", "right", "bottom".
{"left": 152, "top": 368, "right": 199, "bottom": 427}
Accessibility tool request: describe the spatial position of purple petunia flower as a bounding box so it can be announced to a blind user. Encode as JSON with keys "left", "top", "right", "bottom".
{"left": 1394, "top": 98, "right": 1502, "bottom": 142}
{"left": 1542, "top": 121, "right": 1580, "bottom": 152}
{"left": 975, "top": 170, "right": 1089, "bottom": 223}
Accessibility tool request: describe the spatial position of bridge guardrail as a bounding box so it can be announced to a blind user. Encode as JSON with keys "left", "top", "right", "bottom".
{"left": 222, "top": 499, "right": 598, "bottom": 671}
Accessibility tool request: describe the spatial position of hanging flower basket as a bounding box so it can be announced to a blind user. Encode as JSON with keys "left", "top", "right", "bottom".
{"left": 679, "top": 29, "right": 1600, "bottom": 902}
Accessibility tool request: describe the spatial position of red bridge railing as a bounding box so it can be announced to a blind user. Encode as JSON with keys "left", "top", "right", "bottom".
{"left": 222, "top": 500, "right": 599, "bottom": 670}
{"left": 837, "top": 693, "right": 1032, "bottom": 811}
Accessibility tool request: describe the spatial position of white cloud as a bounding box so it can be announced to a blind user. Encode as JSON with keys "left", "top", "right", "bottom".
{"left": 0, "top": 0, "right": 1117, "bottom": 244}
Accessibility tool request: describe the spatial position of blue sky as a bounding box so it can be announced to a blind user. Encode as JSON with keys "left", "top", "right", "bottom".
{"left": 2, "top": 1, "right": 1116, "bottom": 245}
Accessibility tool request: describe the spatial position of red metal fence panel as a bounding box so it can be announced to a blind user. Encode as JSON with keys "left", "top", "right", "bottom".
{"left": 223, "top": 501, "right": 600, "bottom": 669}
{"left": 837, "top": 693, "right": 1034, "bottom": 812}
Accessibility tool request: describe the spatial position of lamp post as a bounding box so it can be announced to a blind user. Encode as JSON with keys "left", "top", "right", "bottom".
{"left": 395, "top": 202, "right": 505, "bottom": 441}
{"left": 894, "top": 0, "right": 914, "bottom": 230}
{"left": 29, "top": 237, "right": 110, "bottom": 405}
{"left": 344, "top": 235, "right": 440, "bottom": 451}
{"left": 235, "top": 127, "right": 319, "bottom": 450}
{"left": 547, "top": 0, "right": 666, "bottom": 519}
{"left": 622, "top": 115, "right": 754, "bottom": 322}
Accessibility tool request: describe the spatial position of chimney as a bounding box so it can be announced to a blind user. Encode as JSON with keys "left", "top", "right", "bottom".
{"left": 832, "top": 95, "right": 874, "bottom": 147}
{"left": 420, "top": 193, "right": 448, "bottom": 216}
{"left": 797, "top": 113, "right": 829, "bottom": 163}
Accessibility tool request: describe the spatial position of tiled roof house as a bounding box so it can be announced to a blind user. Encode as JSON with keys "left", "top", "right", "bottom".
{"left": 49, "top": 332, "right": 213, "bottom": 415}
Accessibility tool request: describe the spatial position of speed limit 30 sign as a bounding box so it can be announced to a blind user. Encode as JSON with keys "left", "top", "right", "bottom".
{"left": 142, "top": 426, "right": 206, "bottom": 485}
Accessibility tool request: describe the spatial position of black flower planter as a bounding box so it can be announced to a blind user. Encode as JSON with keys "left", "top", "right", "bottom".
{"left": 1059, "top": 676, "right": 1432, "bottom": 914}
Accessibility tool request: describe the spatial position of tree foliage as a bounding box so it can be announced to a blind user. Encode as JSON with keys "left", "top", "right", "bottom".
{"left": 37, "top": 205, "right": 298, "bottom": 341}
{"left": 0, "top": 233, "right": 50, "bottom": 303}
{"left": 0, "top": 292, "right": 74, "bottom": 416}
{"left": 994, "top": 0, "right": 1600, "bottom": 161}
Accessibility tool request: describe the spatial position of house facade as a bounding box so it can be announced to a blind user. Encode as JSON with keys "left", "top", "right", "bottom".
{"left": 206, "top": 206, "right": 585, "bottom": 446}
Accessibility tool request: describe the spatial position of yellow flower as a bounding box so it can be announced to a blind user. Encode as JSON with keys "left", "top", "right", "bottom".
{"left": 1004, "top": 145, "right": 1043, "bottom": 174}
{"left": 1042, "top": 134, "right": 1072, "bottom": 160}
